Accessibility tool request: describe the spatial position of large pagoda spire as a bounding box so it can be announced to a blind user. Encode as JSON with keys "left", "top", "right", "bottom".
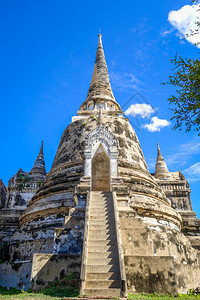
{"left": 86, "top": 33, "right": 115, "bottom": 102}
{"left": 29, "top": 141, "right": 46, "bottom": 177}
{"left": 78, "top": 34, "right": 121, "bottom": 113}
{"left": 155, "top": 143, "right": 171, "bottom": 179}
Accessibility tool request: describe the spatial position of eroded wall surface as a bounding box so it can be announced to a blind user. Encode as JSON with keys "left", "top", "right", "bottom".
{"left": 31, "top": 254, "right": 81, "bottom": 290}
{"left": 0, "top": 261, "right": 32, "bottom": 290}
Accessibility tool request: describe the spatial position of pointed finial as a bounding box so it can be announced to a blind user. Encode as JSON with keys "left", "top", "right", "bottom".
{"left": 155, "top": 143, "right": 170, "bottom": 179}
{"left": 39, "top": 141, "right": 44, "bottom": 155}
{"left": 78, "top": 34, "right": 122, "bottom": 113}
{"left": 98, "top": 30, "right": 102, "bottom": 44}
{"left": 157, "top": 143, "right": 162, "bottom": 158}
{"left": 29, "top": 142, "right": 46, "bottom": 177}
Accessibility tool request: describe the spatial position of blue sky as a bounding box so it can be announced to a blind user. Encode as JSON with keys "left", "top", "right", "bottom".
{"left": 0, "top": 1, "right": 199, "bottom": 216}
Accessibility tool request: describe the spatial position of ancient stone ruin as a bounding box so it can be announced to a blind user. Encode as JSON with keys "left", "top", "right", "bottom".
{"left": 0, "top": 34, "right": 200, "bottom": 297}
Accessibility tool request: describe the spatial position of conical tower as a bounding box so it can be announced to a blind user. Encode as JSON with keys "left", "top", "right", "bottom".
{"left": 18, "top": 35, "right": 200, "bottom": 297}
{"left": 29, "top": 141, "right": 46, "bottom": 177}
{"left": 155, "top": 143, "right": 171, "bottom": 179}
{"left": 78, "top": 34, "right": 122, "bottom": 115}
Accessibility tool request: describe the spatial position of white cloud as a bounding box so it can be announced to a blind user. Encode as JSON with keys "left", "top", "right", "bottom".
{"left": 125, "top": 103, "right": 156, "bottom": 118}
{"left": 179, "top": 140, "right": 200, "bottom": 154}
{"left": 168, "top": 4, "right": 200, "bottom": 47}
{"left": 165, "top": 140, "right": 200, "bottom": 166}
{"left": 182, "top": 162, "right": 200, "bottom": 182}
{"left": 161, "top": 28, "right": 174, "bottom": 37}
{"left": 110, "top": 72, "right": 142, "bottom": 91}
{"left": 142, "top": 116, "right": 171, "bottom": 132}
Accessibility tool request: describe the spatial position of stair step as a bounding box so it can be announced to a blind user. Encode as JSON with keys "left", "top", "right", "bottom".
{"left": 83, "top": 288, "right": 121, "bottom": 297}
{"left": 90, "top": 197, "right": 111, "bottom": 199}
{"left": 86, "top": 264, "right": 120, "bottom": 273}
{"left": 90, "top": 209, "right": 112, "bottom": 212}
{"left": 90, "top": 204, "right": 112, "bottom": 207}
{"left": 88, "top": 245, "right": 115, "bottom": 252}
{"left": 89, "top": 220, "right": 111, "bottom": 225}
{"left": 89, "top": 218, "right": 111, "bottom": 221}
{"left": 90, "top": 202, "right": 113, "bottom": 210}
{"left": 86, "top": 272, "right": 120, "bottom": 280}
{"left": 89, "top": 219, "right": 113, "bottom": 224}
{"left": 89, "top": 229, "right": 116, "bottom": 235}
{"left": 91, "top": 191, "right": 112, "bottom": 194}
{"left": 91, "top": 197, "right": 112, "bottom": 199}
{"left": 88, "top": 239, "right": 116, "bottom": 246}
{"left": 90, "top": 216, "right": 110, "bottom": 220}
{"left": 89, "top": 224, "right": 112, "bottom": 230}
{"left": 91, "top": 192, "right": 112, "bottom": 194}
{"left": 90, "top": 202, "right": 110, "bottom": 205}
{"left": 88, "top": 235, "right": 115, "bottom": 240}
{"left": 90, "top": 207, "right": 112, "bottom": 210}
{"left": 85, "top": 280, "right": 121, "bottom": 289}
{"left": 89, "top": 233, "right": 115, "bottom": 239}
{"left": 91, "top": 198, "right": 112, "bottom": 200}
{"left": 88, "top": 236, "right": 114, "bottom": 241}
{"left": 87, "top": 257, "right": 118, "bottom": 265}
{"left": 87, "top": 251, "right": 118, "bottom": 258}
{"left": 89, "top": 209, "right": 113, "bottom": 213}
{"left": 90, "top": 207, "right": 112, "bottom": 211}
{"left": 83, "top": 191, "right": 122, "bottom": 297}
{"left": 89, "top": 213, "right": 112, "bottom": 217}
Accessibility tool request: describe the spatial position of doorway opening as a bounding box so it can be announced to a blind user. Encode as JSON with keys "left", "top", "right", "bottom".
{"left": 91, "top": 144, "right": 111, "bottom": 191}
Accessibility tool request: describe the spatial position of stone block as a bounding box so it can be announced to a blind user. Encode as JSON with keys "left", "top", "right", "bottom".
{"left": 31, "top": 253, "right": 81, "bottom": 290}
{"left": 0, "top": 261, "right": 32, "bottom": 290}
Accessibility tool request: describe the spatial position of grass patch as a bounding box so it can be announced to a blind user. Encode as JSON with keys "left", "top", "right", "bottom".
{"left": 128, "top": 292, "right": 200, "bottom": 299}
{"left": 37, "top": 286, "right": 79, "bottom": 298}
{"left": 1, "top": 285, "right": 200, "bottom": 300}
{"left": 1, "top": 295, "right": 200, "bottom": 300}
{"left": 0, "top": 294, "right": 61, "bottom": 300}
{"left": 0, "top": 272, "right": 80, "bottom": 299}
{"left": 0, "top": 284, "right": 79, "bottom": 299}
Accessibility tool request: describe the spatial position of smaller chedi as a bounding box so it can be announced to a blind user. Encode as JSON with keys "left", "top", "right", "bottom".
{"left": 0, "top": 180, "right": 7, "bottom": 211}
{"left": 0, "top": 142, "right": 46, "bottom": 242}
{"left": 0, "top": 35, "right": 200, "bottom": 297}
{"left": 153, "top": 143, "right": 200, "bottom": 244}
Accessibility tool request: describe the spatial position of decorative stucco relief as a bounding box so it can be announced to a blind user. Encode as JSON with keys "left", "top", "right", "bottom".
{"left": 84, "top": 124, "right": 118, "bottom": 178}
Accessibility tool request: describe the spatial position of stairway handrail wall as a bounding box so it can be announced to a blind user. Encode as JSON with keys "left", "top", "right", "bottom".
{"left": 80, "top": 191, "right": 90, "bottom": 295}
{"left": 112, "top": 191, "right": 127, "bottom": 297}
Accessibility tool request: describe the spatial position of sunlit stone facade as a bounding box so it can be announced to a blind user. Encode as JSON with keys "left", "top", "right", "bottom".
{"left": 0, "top": 35, "right": 199, "bottom": 296}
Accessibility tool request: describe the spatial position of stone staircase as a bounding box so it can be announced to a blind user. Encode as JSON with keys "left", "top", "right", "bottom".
{"left": 83, "top": 191, "right": 122, "bottom": 297}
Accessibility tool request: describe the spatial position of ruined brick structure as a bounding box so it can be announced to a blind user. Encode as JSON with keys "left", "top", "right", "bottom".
{"left": 0, "top": 34, "right": 200, "bottom": 296}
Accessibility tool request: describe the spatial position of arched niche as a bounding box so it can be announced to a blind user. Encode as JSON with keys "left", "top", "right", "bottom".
{"left": 84, "top": 125, "right": 118, "bottom": 182}
{"left": 91, "top": 143, "right": 111, "bottom": 191}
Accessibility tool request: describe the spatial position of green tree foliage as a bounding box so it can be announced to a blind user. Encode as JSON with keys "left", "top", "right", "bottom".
{"left": 163, "top": 55, "right": 200, "bottom": 134}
